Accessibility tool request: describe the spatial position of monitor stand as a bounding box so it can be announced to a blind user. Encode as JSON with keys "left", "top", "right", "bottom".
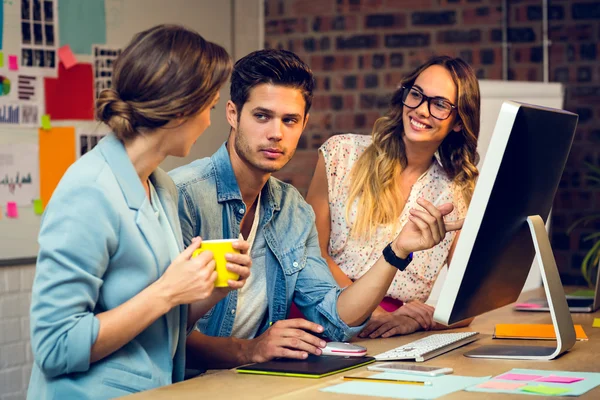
{"left": 464, "top": 215, "right": 577, "bottom": 360}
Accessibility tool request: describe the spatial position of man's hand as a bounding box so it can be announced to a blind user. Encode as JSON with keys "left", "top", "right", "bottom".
{"left": 393, "top": 300, "right": 436, "bottom": 330}
{"left": 359, "top": 311, "right": 421, "bottom": 339}
{"left": 245, "top": 319, "right": 327, "bottom": 362}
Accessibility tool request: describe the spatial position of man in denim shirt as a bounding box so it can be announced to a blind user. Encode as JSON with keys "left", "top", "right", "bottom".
{"left": 170, "top": 50, "right": 463, "bottom": 369}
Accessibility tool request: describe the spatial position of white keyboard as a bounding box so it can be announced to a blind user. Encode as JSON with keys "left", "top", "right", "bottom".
{"left": 374, "top": 332, "right": 479, "bottom": 362}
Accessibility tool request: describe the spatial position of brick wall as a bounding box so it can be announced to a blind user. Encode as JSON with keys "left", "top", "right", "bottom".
{"left": 0, "top": 265, "right": 34, "bottom": 399}
{"left": 266, "top": 0, "right": 600, "bottom": 283}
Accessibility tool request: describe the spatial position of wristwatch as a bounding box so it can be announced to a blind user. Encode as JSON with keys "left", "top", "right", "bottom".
{"left": 382, "top": 243, "right": 413, "bottom": 271}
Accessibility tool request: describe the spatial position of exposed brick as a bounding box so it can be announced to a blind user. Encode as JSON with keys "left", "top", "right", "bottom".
{"left": 343, "top": 75, "right": 358, "bottom": 90}
{"left": 389, "top": 52, "right": 404, "bottom": 67}
{"left": 336, "top": 34, "right": 379, "bottom": 50}
{"left": 291, "top": 0, "right": 336, "bottom": 16}
{"left": 554, "top": 67, "right": 570, "bottom": 83}
{"left": 354, "top": 114, "right": 367, "bottom": 129}
{"left": 364, "top": 73, "right": 379, "bottom": 89}
{"left": 365, "top": 13, "right": 406, "bottom": 29}
{"left": 437, "top": 29, "right": 481, "bottom": 44}
{"left": 549, "top": 24, "right": 594, "bottom": 43}
{"left": 360, "top": 93, "right": 378, "bottom": 109}
{"left": 319, "top": 37, "right": 331, "bottom": 51}
{"left": 412, "top": 11, "right": 456, "bottom": 26}
{"left": 480, "top": 48, "right": 495, "bottom": 64}
{"left": 581, "top": 43, "right": 597, "bottom": 60}
{"left": 459, "top": 49, "right": 473, "bottom": 63}
{"left": 572, "top": 2, "right": 600, "bottom": 20}
{"left": 491, "top": 28, "right": 536, "bottom": 43}
{"left": 372, "top": 53, "right": 386, "bottom": 69}
{"left": 331, "top": 95, "right": 344, "bottom": 110}
{"left": 384, "top": 71, "right": 404, "bottom": 88}
{"left": 385, "top": 0, "right": 434, "bottom": 9}
{"left": 577, "top": 107, "right": 593, "bottom": 124}
{"left": 303, "top": 38, "right": 316, "bottom": 52}
{"left": 526, "top": 5, "right": 564, "bottom": 21}
{"left": 462, "top": 6, "right": 502, "bottom": 25}
{"left": 385, "top": 33, "right": 430, "bottom": 48}
{"left": 577, "top": 66, "right": 592, "bottom": 83}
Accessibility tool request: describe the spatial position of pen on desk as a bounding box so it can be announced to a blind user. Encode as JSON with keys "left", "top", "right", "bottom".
{"left": 343, "top": 376, "right": 432, "bottom": 386}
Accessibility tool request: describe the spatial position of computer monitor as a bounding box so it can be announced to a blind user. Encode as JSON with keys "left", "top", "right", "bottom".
{"left": 433, "top": 101, "right": 579, "bottom": 360}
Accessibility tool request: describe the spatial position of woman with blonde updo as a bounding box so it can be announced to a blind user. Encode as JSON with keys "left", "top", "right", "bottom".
{"left": 307, "top": 56, "right": 480, "bottom": 339}
{"left": 28, "top": 25, "right": 252, "bottom": 399}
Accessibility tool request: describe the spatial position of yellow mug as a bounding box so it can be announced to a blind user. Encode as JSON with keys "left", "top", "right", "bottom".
{"left": 192, "top": 239, "right": 240, "bottom": 287}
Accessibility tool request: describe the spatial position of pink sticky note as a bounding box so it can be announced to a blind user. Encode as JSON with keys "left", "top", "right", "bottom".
{"left": 58, "top": 45, "right": 78, "bottom": 69}
{"left": 496, "top": 373, "right": 544, "bottom": 381}
{"left": 8, "top": 55, "right": 18, "bottom": 71}
{"left": 6, "top": 202, "right": 18, "bottom": 218}
{"left": 514, "top": 303, "right": 542, "bottom": 309}
{"left": 535, "top": 375, "right": 584, "bottom": 384}
{"left": 476, "top": 381, "right": 527, "bottom": 390}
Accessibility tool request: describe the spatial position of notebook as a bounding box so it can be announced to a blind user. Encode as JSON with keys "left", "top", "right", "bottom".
{"left": 236, "top": 355, "right": 376, "bottom": 378}
{"left": 493, "top": 324, "right": 588, "bottom": 341}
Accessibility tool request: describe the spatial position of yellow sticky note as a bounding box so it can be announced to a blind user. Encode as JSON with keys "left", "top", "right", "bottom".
{"left": 33, "top": 199, "right": 44, "bottom": 215}
{"left": 593, "top": 318, "right": 600, "bottom": 328}
{"left": 0, "top": 52, "right": 4, "bottom": 68}
{"left": 41, "top": 114, "right": 52, "bottom": 130}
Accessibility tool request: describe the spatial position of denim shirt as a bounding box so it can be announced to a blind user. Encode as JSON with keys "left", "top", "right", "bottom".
{"left": 169, "top": 143, "right": 364, "bottom": 341}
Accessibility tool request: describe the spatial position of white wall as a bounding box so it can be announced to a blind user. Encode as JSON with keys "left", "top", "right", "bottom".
{"left": 0, "top": 1, "right": 263, "bottom": 398}
{"left": 0, "top": 265, "right": 34, "bottom": 400}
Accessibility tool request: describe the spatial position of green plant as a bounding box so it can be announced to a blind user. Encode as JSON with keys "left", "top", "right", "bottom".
{"left": 566, "top": 161, "right": 600, "bottom": 287}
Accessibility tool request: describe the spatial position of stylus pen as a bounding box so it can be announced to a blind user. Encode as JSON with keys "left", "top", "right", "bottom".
{"left": 343, "top": 376, "right": 432, "bottom": 386}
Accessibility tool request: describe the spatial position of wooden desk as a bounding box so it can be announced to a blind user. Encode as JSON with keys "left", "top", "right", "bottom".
{"left": 123, "top": 288, "right": 600, "bottom": 399}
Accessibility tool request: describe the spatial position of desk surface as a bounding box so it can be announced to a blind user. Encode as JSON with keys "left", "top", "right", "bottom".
{"left": 123, "top": 288, "right": 600, "bottom": 399}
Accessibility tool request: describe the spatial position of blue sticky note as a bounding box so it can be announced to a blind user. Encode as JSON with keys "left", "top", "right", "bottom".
{"left": 58, "top": 0, "right": 106, "bottom": 55}
{"left": 322, "top": 373, "right": 490, "bottom": 399}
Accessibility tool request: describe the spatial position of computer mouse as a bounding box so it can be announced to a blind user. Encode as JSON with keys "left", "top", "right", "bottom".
{"left": 321, "top": 342, "right": 367, "bottom": 357}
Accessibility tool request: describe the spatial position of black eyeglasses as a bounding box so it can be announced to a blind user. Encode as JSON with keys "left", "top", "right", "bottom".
{"left": 400, "top": 86, "right": 457, "bottom": 120}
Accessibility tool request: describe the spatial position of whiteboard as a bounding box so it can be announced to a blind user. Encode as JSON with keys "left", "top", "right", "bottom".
{"left": 0, "top": 0, "right": 263, "bottom": 264}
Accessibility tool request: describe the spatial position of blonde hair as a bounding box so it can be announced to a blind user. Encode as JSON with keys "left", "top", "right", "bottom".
{"left": 346, "top": 56, "right": 480, "bottom": 238}
{"left": 96, "top": 24, "right": 232, "bottom": 141}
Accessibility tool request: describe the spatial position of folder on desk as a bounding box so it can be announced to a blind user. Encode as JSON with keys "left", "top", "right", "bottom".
{"left": 493, "top": 324, "right": 588, "bottom": 341}
{"left": 236, "top": 355, "right": 375, "bottom": 378}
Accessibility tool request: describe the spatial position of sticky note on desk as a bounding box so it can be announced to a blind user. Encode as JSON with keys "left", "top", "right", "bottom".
{"left": 593, "top": 318, "right": 600, "bottom": 328}
{"left": 535, "top": 375, "right": 584, "bottom": 384}
{"left": 58, "top": 45, "right": 78, "bottom": 69}
{"left": 495, "top": 373, "right": 543, "bottom": 381}
{"left": 520, "top": 385, "right": 570, "bottom": 396}
{"left": 476, "top": 381, "right": 526, "bottom": 390}
{"left": 514, "top": 302, "right": 542, "bottom": 309}
{"left": 8, "top": 55, "right": 18, "bottom": 71}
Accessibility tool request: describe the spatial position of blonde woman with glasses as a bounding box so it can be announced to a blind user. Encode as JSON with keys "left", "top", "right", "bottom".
{"left": 307, "top": 56, "right": 480, "bottom": 339}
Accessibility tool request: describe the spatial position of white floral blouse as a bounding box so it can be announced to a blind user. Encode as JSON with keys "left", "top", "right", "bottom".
{"left": 320, "top": 134, "right": 468, "bottom": 302}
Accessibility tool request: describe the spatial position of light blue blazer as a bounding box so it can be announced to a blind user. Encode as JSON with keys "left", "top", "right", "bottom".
{"left": 28, "top": 134, "right": 187, "bottom": 399}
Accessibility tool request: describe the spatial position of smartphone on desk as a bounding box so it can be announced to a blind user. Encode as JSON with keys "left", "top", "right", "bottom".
{"left": 367, "top": 362, "right": 453, "bottom": 377}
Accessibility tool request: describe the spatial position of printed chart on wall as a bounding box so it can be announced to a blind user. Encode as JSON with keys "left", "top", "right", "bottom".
{"left": 0, "top": 0, "right": 47, "bottom": 127}
{"left": 20, "top": 0, "right": 59, "bottom": 77}
{"left": 0, "top": 143, "right": 39, "bottom": 206}
{"left": 93, "top": 44, "right": 121, "bottom": 98}
{"left": 0, "top": 70, "right": 43, "bottom": 127}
